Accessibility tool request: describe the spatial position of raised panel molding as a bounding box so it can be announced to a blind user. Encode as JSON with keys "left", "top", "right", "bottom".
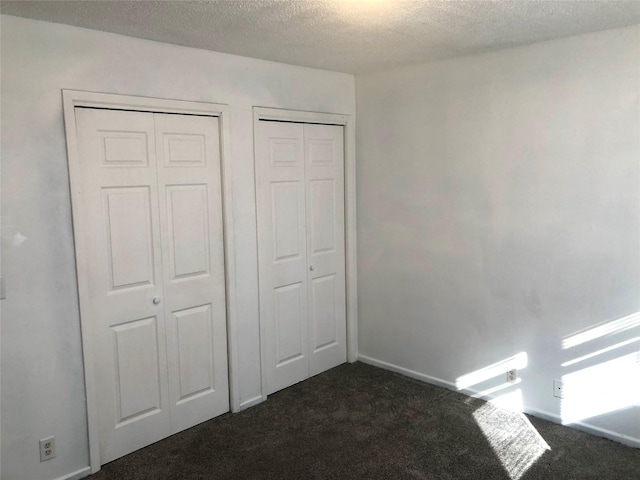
{"left": 308, "top": 139, "right": 335, "bottom": 165}
{"left": 270, "top": 138, "right": 300, "bottom": 166}
{"left": 112, "top": 317, "right": 162, "bottom": 425}
{"left": 164, "top": 133, "right": 206, "bottom": 167}
{"left": 166, "top": 185, "right": 210, "bottom": 280}
{"left": 103, "top": 186, "right": 156, "bottom": 291}
{"left": 311, "top": 274, "right": 337, "bottom": 351}
{"left": 271, "top": 181, "right": 303, "bottom": 261}
{"left": 100, "top": 130, "right": 149, "bottom": 167}
{"left": 309, "top": 179, "right": 335, "bottom": 254}
{"left": 274, "top": 283, "right": 305, "bottom": 365}
{"left": 173, "top": 304, "right": 215, "bottom": 403}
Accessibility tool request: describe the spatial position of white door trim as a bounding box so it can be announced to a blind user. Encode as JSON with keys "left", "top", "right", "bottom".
{"left": 62, "top": 90, "right": 240, "bottom": 474}
{"left": 252, "top": 106, "right": 358, "bottom": 401}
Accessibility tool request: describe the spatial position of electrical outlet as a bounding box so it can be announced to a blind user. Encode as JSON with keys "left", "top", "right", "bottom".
{"left": 507, "top": 368, "right": 517, "bottom": 383}
{"left": 39, "top": 436, "right": 55, "bottom": 462}
{"left": 554, "top": 379, "right": 564, "bottom": 399}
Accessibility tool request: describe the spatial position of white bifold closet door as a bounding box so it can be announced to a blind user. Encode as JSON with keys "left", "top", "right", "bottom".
{"left": 256, "top": 121, "right": 346, "bottom": 395}
{"left": 74, "top": 108, "right": 229, "bottom": 464}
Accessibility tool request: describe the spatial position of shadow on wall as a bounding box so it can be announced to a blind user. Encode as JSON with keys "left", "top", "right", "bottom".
{"left": 452, "top": 312, "right": 640, "bottom": 479}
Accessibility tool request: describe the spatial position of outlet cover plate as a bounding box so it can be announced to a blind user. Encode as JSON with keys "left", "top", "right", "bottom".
{"left": 554, "top": 379, "right": 564, "bottom": 399}
{"left": 40, "top": 436, "right": 56, "bottom": 462}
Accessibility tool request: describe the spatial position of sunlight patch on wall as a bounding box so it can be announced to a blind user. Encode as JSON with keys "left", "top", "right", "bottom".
{"left": 468, "top": 379, "right": 522, "bottom": 402}
{"left": 563, "top": 312, "right": 640, "bottom": 349}
{"left": 473, "top": 393, "right": 551, "bottom": 480}
{"left": 456, "top": 352, "right": 527, "bottom": 390}
{"left": 488, "top": 388, "right": 524, "bottom": 413}
{"left": 561, "top": 352, "right": 640, "bottom": 424}
{"left": 562, "top": 337, "right": 640, "bottom": 367}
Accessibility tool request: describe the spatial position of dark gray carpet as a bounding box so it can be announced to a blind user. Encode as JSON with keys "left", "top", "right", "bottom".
{"left": 89, "top": 362, "right": 639, "bottom": 480}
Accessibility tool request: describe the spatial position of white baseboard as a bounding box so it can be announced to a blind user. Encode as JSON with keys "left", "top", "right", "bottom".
{"left": 239, "top": 394, "right": 265, "bottom": 411}
{"left": 533, "top": 409, "right": 640, "bottom": 449}
{"left": 357, "top": 354, "right": 640, "bottom": 449}
{"left": 54, "top": 466, "right": 91, "bottom": 480}
{"left": 53, "top": 396, "right": 264, "bottom": 480}
{"left": 358, "top": 354, "right": 458, "bottom": 390}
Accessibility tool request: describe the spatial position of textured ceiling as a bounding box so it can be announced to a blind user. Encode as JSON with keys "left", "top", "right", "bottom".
{"left": 2, "top": 0, "right": 639, "bottom": 74}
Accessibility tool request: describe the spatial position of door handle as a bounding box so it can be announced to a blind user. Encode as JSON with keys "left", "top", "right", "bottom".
{"left": 152, "top": 296, "right": 161, "bottom": 305}
{"left": 309, "top": 266, "right": 315, "bottom": 271}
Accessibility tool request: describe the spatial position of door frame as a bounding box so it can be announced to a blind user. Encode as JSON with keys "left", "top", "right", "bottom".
{"left": 252, "top": 106, "right": 358, "bottom": 401}
{"left": 62, "top": 90, "right": 240, "bottom": 473}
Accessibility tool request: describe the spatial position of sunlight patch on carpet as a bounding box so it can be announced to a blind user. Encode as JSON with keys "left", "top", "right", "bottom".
{"left": 473, "top": 393, "right": 550, "bottom": 480}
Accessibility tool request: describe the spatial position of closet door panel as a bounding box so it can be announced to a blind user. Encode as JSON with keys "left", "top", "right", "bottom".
{"left": 257, "top": 121, "right": 309, "bottom": 395}
{"left": 155, "top": 113, "right": 229, "bottom": 432}
{"left": 75, "top": 108, "right": 171, "bottom": 464}
{"left": 304, "top": 124, "right": 347, "bottom": 376}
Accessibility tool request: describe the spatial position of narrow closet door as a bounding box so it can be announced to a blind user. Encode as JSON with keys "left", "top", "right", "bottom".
{"left": 256, "top": 120, "right": 347, "bottom": 396}
{"left": 304, "top": 124, "right": 347, "bottom": 376}
{"left": 75, "top": 108, "right": 171, "bottom": 463}
{"left": 154, "top": 113, "right": 229, "bottom": 432}
{"left": 256, "top": 121, "right": 310, "bottom": 395}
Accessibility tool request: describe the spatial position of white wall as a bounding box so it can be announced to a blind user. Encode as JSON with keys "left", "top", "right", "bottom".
{"left": 356, "top": 25, "right": 640, "bottom": 446}
{"left": 0, "top": 15, "right": 355, "bottom": 480}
